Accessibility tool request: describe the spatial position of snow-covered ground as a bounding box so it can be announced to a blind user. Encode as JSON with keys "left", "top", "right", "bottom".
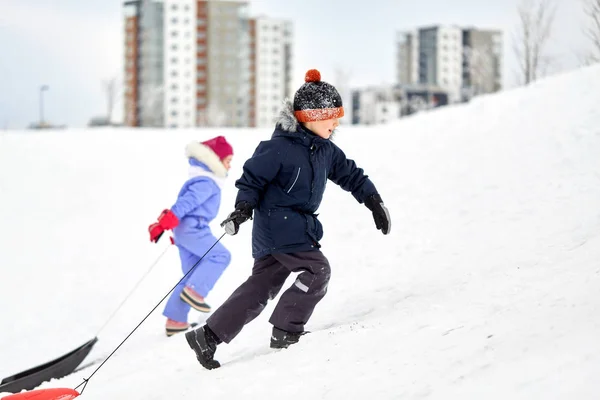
{"left": 1, "top": 64, "right": 600, "bottom": 399}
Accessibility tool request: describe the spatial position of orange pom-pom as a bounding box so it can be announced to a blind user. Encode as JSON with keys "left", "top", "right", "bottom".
{"left": 305, "top": 69, "right": 321, "bottom": 83}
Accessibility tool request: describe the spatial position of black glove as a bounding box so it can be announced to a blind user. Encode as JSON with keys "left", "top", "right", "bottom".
{"left": 220, "top": 202, "right": 253, "bottom": 235}
{"left": 364, "top": 194, "right": 391, "bottom": 235}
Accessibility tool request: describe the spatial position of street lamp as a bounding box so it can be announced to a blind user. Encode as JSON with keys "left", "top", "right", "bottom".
{"left": 39, "top": 85, "right": 49, "bottom": 127}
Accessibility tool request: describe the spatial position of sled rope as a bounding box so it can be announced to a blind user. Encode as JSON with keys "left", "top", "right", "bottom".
{"left": 74, "top": 232, "right": 227, "bottom": 394}
{"left": 95, "top": 243, "right": 172, "bottom": 337}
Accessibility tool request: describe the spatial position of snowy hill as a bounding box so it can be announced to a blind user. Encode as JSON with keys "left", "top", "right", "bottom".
{"left": 1, "top": 64, "right": 600, "bottom": 399}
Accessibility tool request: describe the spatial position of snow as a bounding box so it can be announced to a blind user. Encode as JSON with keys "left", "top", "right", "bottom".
{"left": 1, "top": 64, "right": 600, "bottom": 399}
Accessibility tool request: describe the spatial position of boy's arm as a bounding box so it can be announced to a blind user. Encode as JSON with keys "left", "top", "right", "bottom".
{"left": 329, "top": 143, "right": 390, "bottom": 235}
{"left": 234, "top": 140, "right": 284, "bottom": 208}
{"left": 328, "top": 143, "right": 378, "bottom": 203}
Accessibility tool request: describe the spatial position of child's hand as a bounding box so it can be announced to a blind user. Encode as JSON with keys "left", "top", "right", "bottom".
{"left": 220, "top": 202, "right": 253, "bottom": 235}
{"left": 149, "top": 223, "right": 165, "bottom": 243}
{"left": 364, "top": 194, "right": 391, "bottom": 235}
{"left": 148, "top": 209, "right": 180, "bottom": 243}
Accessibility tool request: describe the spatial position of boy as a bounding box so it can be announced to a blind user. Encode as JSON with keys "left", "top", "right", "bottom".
{"left": 186, "top": 69, "right": 391, "bottom": 369}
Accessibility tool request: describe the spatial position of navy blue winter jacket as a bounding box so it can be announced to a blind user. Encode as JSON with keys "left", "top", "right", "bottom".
{"left": 234, "top": 102, "right": 378, "bottom": 258}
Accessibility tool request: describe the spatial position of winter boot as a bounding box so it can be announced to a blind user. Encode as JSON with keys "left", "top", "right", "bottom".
{"left": 180, "top": 286, "right": 211, "bottom": 313}
{"left": 270, "top": 327, "right": 308, "bottom": 349}
{"left": 165, "top": 318, "right": 198, "bottom": 337}
{"left": 185, "top": 325, "right": 221, "bottom": 370}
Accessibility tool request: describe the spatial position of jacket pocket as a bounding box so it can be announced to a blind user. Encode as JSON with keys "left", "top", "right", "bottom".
{"left": 285, "top": 167, "right": 301, "bottom": 193}
{"left": 268, "top": 209, "right": 307, "bottom": 248}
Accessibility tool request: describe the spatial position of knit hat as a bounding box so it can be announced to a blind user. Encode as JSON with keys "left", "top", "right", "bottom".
{"left": 201, "top": 136, "right": 233, "bottom": 160}
{"left": 293, "top": 69, "right": 344, "bottom": 122}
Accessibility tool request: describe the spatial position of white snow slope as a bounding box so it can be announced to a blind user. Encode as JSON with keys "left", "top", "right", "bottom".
{"left": 1, "top": 64, "right": 600, "bottom": 400}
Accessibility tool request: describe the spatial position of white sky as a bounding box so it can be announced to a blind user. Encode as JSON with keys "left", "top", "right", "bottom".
{"left": 0, "top": 0, "right": 590, "bottom": 129}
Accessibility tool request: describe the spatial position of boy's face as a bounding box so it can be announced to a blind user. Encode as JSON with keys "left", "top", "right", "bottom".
{"left": 304, "top": 118, "right": 340, "bottom": 139}
{"left": 222, "top": 155, "right": 233, "bottom": 171}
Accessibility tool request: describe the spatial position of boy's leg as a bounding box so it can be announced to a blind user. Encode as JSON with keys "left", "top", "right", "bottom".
{"left": 269, "top": 250, "right": 331, "bottom": 333}
{"left": 206, "top": 255, "right": 291, "bottom": 343}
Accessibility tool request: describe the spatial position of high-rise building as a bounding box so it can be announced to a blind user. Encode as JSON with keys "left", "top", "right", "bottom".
{"left": 396, "top": 25, "right": 502, "bottom": 103}
{"left": 250, "top": 16, "right": 293, "bottom": 127}
{"left": 123, "top": 0, "right": 293, "bottom": 128}
{"left": 124, "top": 0, "right": 165, "bottom": 127}
{"left": 396, "top": 31, "right": 419, "bottom": 86}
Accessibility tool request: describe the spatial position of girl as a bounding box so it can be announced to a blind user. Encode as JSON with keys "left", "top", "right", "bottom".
{"left": 148, "top": 136, "right": 234, "bottom": 336}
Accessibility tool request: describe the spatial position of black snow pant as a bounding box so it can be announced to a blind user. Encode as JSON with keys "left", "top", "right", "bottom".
{"left": 206, "top": 250, "right": 331, "bottom": 343}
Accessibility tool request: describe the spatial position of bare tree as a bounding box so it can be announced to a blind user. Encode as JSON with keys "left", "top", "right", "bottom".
{"left": 463, "top": 45, "right": 497, "bottom": 99}
{"left": 512, "top": 0, "right": 557, "bottom": 85}
{"left": 139, "top": 83, "right": 164, "bottom": 127}
{"left": 103, "top": 77, "right": 118, "bottom": 123}
{"left": 581, "top": 0, "right": 600, "bottom": 64}
{"left": 197, "top": 102, "right": 226, "bottom": 127}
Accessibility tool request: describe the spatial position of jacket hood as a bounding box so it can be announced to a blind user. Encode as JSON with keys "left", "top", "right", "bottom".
{"left": 273, "top": 99, "right": 329, "bottom": 147}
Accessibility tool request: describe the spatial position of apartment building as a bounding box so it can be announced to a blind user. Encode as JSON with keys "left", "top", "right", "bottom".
{"left": 350, "top": 84, "right": 449, "bottom": 125}
{"left": 123, "top": 0, "right": 293, "bottom": 128}
{"left": 251, "top": 16, "right": 293, "bottom": 127}
{"left": 396, "top": 25, "right": 502, "bottom": 103}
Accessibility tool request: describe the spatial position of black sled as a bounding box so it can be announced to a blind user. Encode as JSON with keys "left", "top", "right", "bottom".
{"left": 0, "top": 337, "right": 98, "bottom": 394}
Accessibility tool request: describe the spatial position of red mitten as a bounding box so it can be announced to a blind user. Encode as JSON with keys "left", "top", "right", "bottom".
{"left": 149, "top": 222, "right": 164, "bottom": 243}
{"left": 157, "top": 209, "right": 179, "bottom": 229}
{"left": 148, "top": 209, "right": 179, "bottom": 243}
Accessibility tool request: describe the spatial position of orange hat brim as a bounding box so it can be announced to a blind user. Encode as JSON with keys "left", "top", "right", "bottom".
{"left": 294, "top": 107, "right": 344, "bottom": 123}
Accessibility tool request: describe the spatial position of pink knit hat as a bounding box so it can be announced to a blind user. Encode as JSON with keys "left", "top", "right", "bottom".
{"left": 201, "top": 136, "right": 233, "bottom": 160}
